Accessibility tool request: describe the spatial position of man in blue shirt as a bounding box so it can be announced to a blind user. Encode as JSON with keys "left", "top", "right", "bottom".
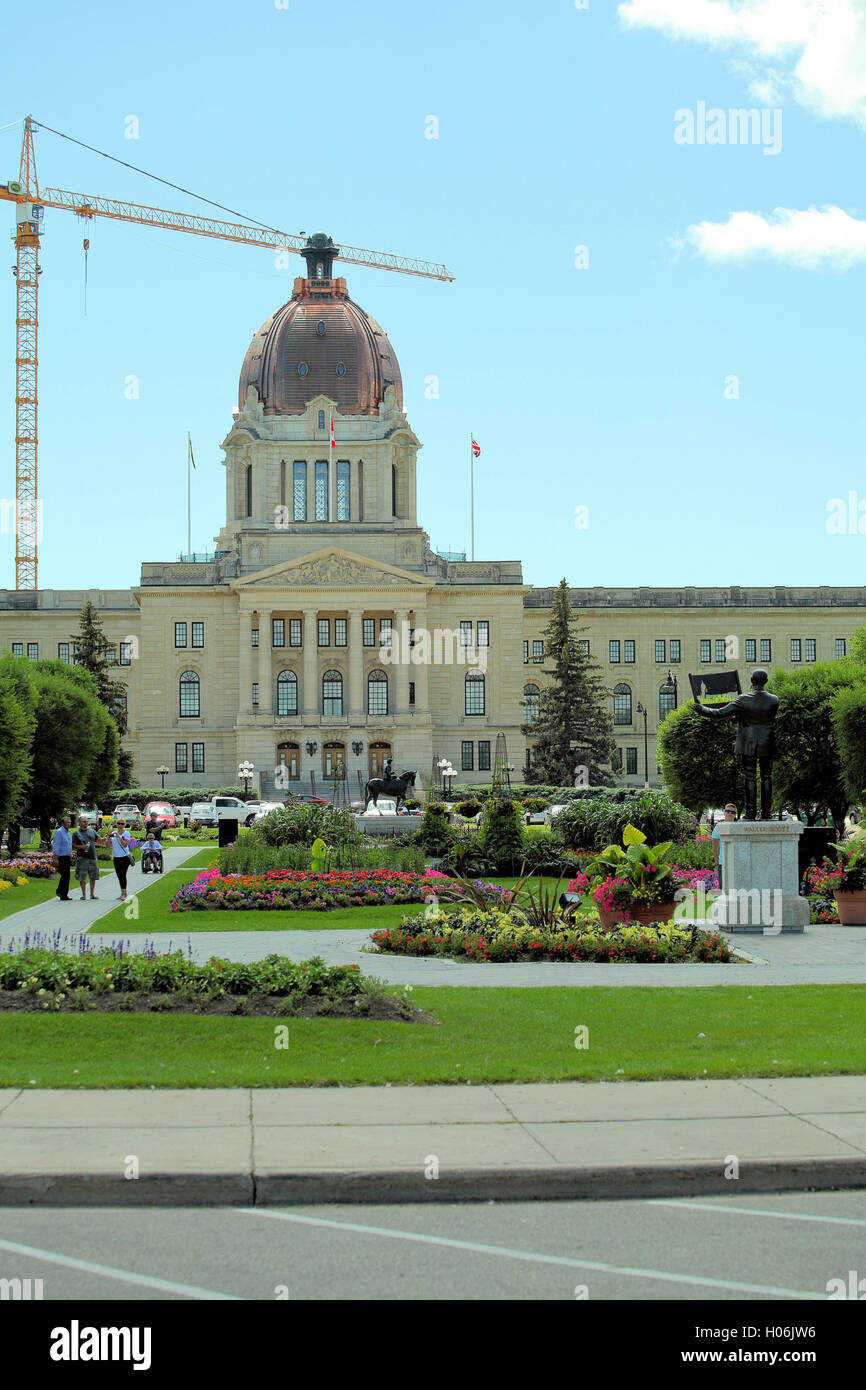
{"left": 711, "top": 804, "right": 737, "bottom": 890}
{"left": 52, "top": 817, "right": 73, "bottom": 901}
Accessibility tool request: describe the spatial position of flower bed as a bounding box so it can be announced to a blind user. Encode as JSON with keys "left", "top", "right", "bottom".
{"left": 168, "top": 867, "right": 510, "bottom": 913}
{"left": 1, "top": 854, "right": 55, "bottom": 879}
{"left": 371, "top": 906, "right": 732, "bottom": 963}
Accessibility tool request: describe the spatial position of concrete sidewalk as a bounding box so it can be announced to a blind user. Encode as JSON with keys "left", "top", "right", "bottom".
{"left": 1, "top": 1075, "right": 865, "bottom": 1206}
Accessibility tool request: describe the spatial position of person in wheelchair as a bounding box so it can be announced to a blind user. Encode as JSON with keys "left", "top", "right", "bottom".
{"left": 141, "top": 831, "right": 164, "bottom": 874}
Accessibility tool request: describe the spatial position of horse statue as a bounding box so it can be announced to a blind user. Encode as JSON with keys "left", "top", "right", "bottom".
{"left": 363, "top": 769, "right": 417, "bottom": 814}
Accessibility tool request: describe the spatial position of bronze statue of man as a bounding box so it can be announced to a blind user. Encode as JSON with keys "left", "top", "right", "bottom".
{"left": 694, "top": 668, "right": 779, "bottom": 821}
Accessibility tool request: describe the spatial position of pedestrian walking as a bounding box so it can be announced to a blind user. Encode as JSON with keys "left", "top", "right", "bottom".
{"left": 110, "top": 819, "right": 134, "bottom": 900}
{"left": 51, "top": 816, "right": 73, "bottom": 901}
{"left": 72, "top": 814, "right": 100, "bottom": 901}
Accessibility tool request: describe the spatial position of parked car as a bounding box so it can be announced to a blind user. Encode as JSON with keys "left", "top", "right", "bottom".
{"left": 74, "top": 807, "right": 101, "bottom": 828}
{"left": 142, "top": 800, "right": 177, "bottom": 829}
{"left": 523, "top": 809, "right": 546, "bottom": 826}
{"left": 113, "top": 803, "right": 142, "bottom": 827}
{"left": 286, "top": 793, "right": 330, "bottom": 808}
{"left": 252, "top": 801, "right": 284, "bottom": 822}
{"left": 543, "top": 804, "right": 568, "bottom": 825}
{"left": 211, "top": 796, "right": 258, "bottom": 827}
{"left": 187, "top": 801, "right": 216, "bottom": 828}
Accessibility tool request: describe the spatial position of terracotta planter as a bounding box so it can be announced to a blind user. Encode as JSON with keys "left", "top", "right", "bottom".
{"left": 597, "top": 901, "right": 676, "bottom": 930}
{"left": 833, "top": 889, "right": 866, "bottom": 926}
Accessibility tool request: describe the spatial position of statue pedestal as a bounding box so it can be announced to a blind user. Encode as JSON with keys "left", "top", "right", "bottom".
{"left": 714, "top": 821, "right": 809, "bottom": 933}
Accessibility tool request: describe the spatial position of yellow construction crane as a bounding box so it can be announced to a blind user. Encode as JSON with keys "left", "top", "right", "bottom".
{"left": 1, "top": 115, "right": 454, "bottom": 590}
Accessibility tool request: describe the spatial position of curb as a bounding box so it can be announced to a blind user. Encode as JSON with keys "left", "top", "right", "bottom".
{"left": 3, "top": 1157, "right": 866, "bottom": 1206}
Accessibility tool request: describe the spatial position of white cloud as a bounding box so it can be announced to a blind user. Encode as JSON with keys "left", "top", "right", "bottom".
{"left": 619, "top": 0, "right": 866, "bottom": 127}
{"left": 682, "top": 204, "right": 866, "bottom": 267}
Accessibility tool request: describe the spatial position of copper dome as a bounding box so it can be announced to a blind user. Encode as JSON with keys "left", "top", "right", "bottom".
{"left": 239, "top": 237, "right": 403, "bottom": 416}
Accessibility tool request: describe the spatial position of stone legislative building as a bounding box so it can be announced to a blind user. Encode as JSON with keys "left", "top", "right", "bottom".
{"left": 2, "top": 234, "right": 865, "bottom": 794}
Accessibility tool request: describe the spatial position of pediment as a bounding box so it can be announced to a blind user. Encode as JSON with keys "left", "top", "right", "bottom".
{"left": 232, "top": 546, "right": 432, "bottom": 591}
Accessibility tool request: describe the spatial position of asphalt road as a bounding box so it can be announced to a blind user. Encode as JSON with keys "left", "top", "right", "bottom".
{"left": 2, "top": 1189, "right": 865, "bottom": 1301}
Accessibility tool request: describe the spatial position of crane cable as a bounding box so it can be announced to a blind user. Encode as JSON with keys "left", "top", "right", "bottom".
{"left": 32, "top": 119, "right": 295, "bottom": 238}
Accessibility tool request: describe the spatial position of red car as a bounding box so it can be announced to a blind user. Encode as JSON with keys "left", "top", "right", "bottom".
{"left": 142, "top": 800, "right": 177, "bottom": 829}
{"left": 287, "top": 793, "right": 330, "bottom": 807}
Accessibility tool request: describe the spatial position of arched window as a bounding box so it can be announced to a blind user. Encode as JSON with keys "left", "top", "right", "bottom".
{"left": 391, "top": 464, "right": 398, "bottom": 517}
{"left": 465, "top": 670, "right": 485, "bottom": 716}
{"left": 322, "top": 669, "right": 343, "bottom": 717}
{"left": 613, "top": 682, "right": 632, "bottom": 726}
{"left": 523, "top": 683, "right": 540, "bottom": 727}
{"left": 659, "top": 683, "right": 676, "bottom": 721}
{"left": 179, "top": 670, "right": 200, "bottom": 718}
{"left": 293, "top": 461, "right": 306, "bottom": 521}
{"left": 367, "top": 669, "right": 388, "bottom": 716}
{"left": 277, "top": 670, "right": 298, "bottom": 717}
{"left": 318, "top": 409, "right": 325, "bottom": 430}
{"left": 245, "top": 465, "right": 252, "bottom": 518}
{"left": 315, "top": 460, "right": 328, "bottom": 521}
{"left": 336, "top": 459, "right": 350, "bottom": 521}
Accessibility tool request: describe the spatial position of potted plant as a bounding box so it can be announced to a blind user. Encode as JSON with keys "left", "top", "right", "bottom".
{"left": 806, "top": 834, "right": 866, "bottom": 925}
{"left": 583, "top": 824, "right": 677, "bottom": 928}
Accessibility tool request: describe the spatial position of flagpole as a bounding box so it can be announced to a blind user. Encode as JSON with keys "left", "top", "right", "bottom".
{"left": 187, "top": 436, "right": 191, "bottom": 557}
{"left": 470, "top": 432, "right": 475, "bottom": 561}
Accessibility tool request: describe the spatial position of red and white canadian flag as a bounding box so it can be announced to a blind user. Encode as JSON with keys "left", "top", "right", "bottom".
{"left": 471, "top": 436, "right": 481, "bottom": 458}
{"left": 329, "top": 414, "right": 337, "bottom": 450}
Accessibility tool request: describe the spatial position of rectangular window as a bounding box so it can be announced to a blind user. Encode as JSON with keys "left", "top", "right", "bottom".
{"left": 191, "top": 622, "right": 204, "bottom": 649}
{"left": 293, "top": 462, "right": 307, "bottom": 522}
{"left": 578, "top": 639, "right": 590, "bottom": 656}
{"left": 836, "top": 638, "right": 847, "bottom": 659}
{"left": 336, "top": 460, "right": 350, "bottom": 521}
{"left": 700, "top": 639, "right": 711, "bottom": 663}
{"left": 315, "top": 460, "right": 328, "bottom": 521}
{"left": 655, "top": 639, "right": 665, "bottom": 663}
{"left": 252, "top": 682, "right": 259, "bottom": 706}
{"left": 532, "top": 640, "right": 544, "bottom": 664}
{"left": 805, "top": 638, "right": 816, "bottom": 663}
{"left": 626, "top": 748, "right": 638, "bottom": 776}
{"left": 27, "top": 642, "right": 38, "bottom": 660}
{"left": 119, "top": 641, "right": 132, "bottom": 666}
{"left": 379, "top": 618, "right": 392, "bottom": 647}
{"left": 790, "top": 638, "right": 801, "bottom": 662}
{"left": 318, "top": 619, "right": 330, "bottom": 647}
{"left": 251, "top": 628, "right": 259, "bottom": 647}
{"left": 363, "top": 618, "right": 375, "bottom": 647}
{"left": 460, "top": 620, "right": 473, "bottom": 648}
{"left": 334, "top": 618, "right": 347, "bottom": 647}
{"left": 461, "top": 741, "right": 474, "bottom": 771}
{"left": 745, "top": 639, "right": 757, "bottom": 663}
{"left": 57, "top": 642, "right": 70, "bottom": 663}
{"left": 272, "top": 618, "right": 285, "bottom": 647}
{"left": 477, "top": 620, "right": 489, "bottom": 648}
{"left": 715, "top": 639, "right": 726, "bottom": 663}
{"left": 175, "top": 743, "right": 188, "bottom": 774}
{"left": 192, "top": 743, "right": 205, "bottom": 774}
{"left": 174, "top": 622, "right": 187, "bottom": 648}
{"left": 478, "top": 739, "right": 491, "bottom": 771}
{"left": 670, "top": 639, "right": 681, "bottom": 664}
{"left": 464, "top": 674, "right": 486, "bottom": 715}
{"left": 409, "top": 681, "right": 415, "bottom": 706}
{"left": 624, "top": 640, "right": 635, "bottom": 664}
{"left": 523, "top": 640, "right": 529, "bottom": 664}
{"left": 760, "top": 638, "right": 772, "bottom": 663}
{"left": 11, "top": 642, "right": 22, "bottom": 657}
{"left": 289, "top": 619, "right": 302, "bottom": 646}
{"left": 106, "top": 646, "right": 117, "bottom": 666}
{"left": 610, "top": 640, "right": 621, "bottom": 663}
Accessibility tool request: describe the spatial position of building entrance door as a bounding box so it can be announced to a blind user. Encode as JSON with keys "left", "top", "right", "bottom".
{"left": 368, "top": 742, "right": 391, "bottom": 779}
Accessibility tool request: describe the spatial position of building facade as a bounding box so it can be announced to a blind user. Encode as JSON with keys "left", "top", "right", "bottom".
{"left": 2, "top": 234, "right": 865, "bottom": 794}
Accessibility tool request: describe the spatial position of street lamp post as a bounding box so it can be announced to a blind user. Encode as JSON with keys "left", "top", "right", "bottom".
{"left": 635, "top": 702, "right": 649, "bottom": 788}
{"left": 155, "top": 764, "right": 169, "bottom": 791}
{"left": 438, "top": 758, "right": 455, "bottom": 799}
{"left": 238, "top": 760, "right": 254, "bottom": 800}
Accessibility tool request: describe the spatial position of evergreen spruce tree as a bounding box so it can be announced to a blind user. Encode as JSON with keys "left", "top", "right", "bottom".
{"left": 522, "top": 579, "right": 616, "bottom": 786}
{"left": 72, "top": 599, "right": 133, "bottom": 787}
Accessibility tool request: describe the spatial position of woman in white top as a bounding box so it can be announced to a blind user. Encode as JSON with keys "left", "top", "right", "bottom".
{"left": 111, "top": 819, "right": 134, "bottom": 900}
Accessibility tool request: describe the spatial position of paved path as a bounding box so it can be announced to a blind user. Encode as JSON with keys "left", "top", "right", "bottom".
{"left": 2, "top": 1076, "right": 865, "bottom": 1205}
{"left": 2, "top": 854, "right": 865, "bottom": 986}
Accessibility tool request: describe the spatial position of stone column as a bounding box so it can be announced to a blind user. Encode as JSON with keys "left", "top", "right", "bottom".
{"left": 393, "top": 608, "right": 410, "bottom": 714}
{"left": 349, "top": 609, "right": 364, "bottom": 718}
{"left": 257, "top": 609, "right": 272, "bottom": 714}
{"left": 303, "top": 608, "right": 318, "bottom": 720}
{"left": 239, "top": 608, "right": 253, "bottom": 718}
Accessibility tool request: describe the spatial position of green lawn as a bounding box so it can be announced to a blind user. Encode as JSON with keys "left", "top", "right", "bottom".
{"left": 1, "top": 985, "right": 864, "bottom": 1087}
{"left": 0, "top": 875, "right": 60, "bottom": 921}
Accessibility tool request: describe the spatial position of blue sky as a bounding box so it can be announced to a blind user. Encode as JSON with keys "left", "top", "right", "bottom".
{"left": 2, "top": 0, "right": 866, "bottom": 590}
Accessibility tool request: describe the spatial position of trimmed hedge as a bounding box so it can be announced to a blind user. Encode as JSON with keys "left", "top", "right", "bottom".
{"left": 99, "top": 787, "right": 253, "bottom": 810}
